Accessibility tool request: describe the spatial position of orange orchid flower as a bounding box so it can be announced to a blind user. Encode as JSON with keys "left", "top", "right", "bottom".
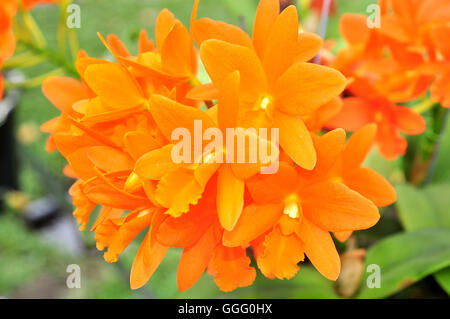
{"left": 327, "top": 93, "right": 425, "bottom": 160}
{"left": 224, "top": 125, "right": 395, "bottom": 280}
{"left": 191, "top": 0, "right": 346, "bottom": 170}
{"left": 328, "top": 5, "right": 432, "bottom": 160}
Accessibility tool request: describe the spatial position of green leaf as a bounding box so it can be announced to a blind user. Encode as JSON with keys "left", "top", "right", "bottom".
{"left": 395, "top": 183, "right": 450, "bottom": 296}
{"left": 432, "top": 114, "right": 450, "bottom": 183}
{"left": 435, "top": 268, "right": 450, "bottom": 295}
{"left": 358, "top": 229, "right": 450, "bottom": 299}
{"left": 245, "top": 266, "right": 340, "bottom": 299}
{"left": 395, "top": 183, "right": 450, "bottom": 231}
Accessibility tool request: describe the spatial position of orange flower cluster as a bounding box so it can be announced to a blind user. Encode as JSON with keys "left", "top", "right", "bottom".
{"left": 42, "top": 0, "right": 396, "bottom": 292}
{"left": 327, "top": 0, "right": 450, "bottom": 160}
{"left": 0, "top": 0, "right": 62, "bottom": 101}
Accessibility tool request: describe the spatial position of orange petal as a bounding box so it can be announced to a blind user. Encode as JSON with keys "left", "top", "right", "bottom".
{"left": 161, "top": 22, "right": 193, "bottom": 77}
{"left": 252, "top": 0, "right": 280, "bottom": 58}
{"left": 130, "top": 231, "right": 168, "bottom": 289}
{"left": 431, "top": 71, "right": 450, "bottom": 108}
{"left": 42, "top": 76, "right": 89, "bottom": 111}
{"left": 326, "top": 97, "right": 374, "bottom": 131}
{"left": 107, "top": 34, "right": 131, "bottom": 57}
{"left": 301, "top": 181, "right": 380, "bottom": 232}
{"left": 294, "top": 32, "right": 324, "bottom": 63}
{"left": 103, "top": 209, "right": 153, "bottom": 263}
{"left": 148, "top": 94, "right": 216, "bottom": 142}
{"left": 334, "top": 231, "right": 353, "bottom": 243}
{"left": 0, "top": 29, "right": 15, "bottom": 62}
{"left": 257, "top": 226, "right": 305, "bottom": 280}
{"left": 310, "top": 128, "right": 346, "bottom": 176}
{"left": 124, "top": 131, "right": 162, "bottom": 160}
{"left": 223, "top": 203, "right": 283, "bottom": 247}
{"left": 66, "top": 147, "right": 97, "bottom": 180}
{"left": 200, "top": 39, "right": 267, "bottom": 100}
{"left": 156, "top": 188, "right": 216, "bottom": 247}
{"left": 246, "top": 161, "right": 298, "bottom": 204}
{"left": 177, "top": 225, "right": 220, "bottom": 291}
{"left": 339, "top": 13, "right": 370, "bottom": 45}
{"left": 86, "top": 146, "right": 134, "bottom": 172}
{"left": 263, "top": 5, "right": 299, "bottom": 85}
{"left": 394, "top": 106, "right": 426, "bottom": 135}
{"left": 376, "top": 122, "right": 407, "bottom": 160}
{"left": 297, "top": 218, "right": 340, "bottom": 281}
{"left": 155, "top": 8, "right": 176, "bottom": 51}
{"left": 193, "top": 18, "right": 253, "bottom": 48}
{"left": 135, "top": 145, "right": 177, "bottom": 180}
{"left": 186, "top": 83, "right": 219, "bottom": 101}
{"left": 209, "top": 245, "right": 256, "bottom": 292}
{"left": 344, "top": 167, "right": 397, "bottom": 207}
{"left": 218, "top": 71, "right": 240, "bottom": 132}
{"left": 84, "top": 63, "right": 145, "bottom": 109}
{"left": 83, "top": 175, "right": 150, "bottom": 210}
{"left": 155, "top": 167, "right": 217, "bottom": 217}
{"left": 275, "top": 62, "right": 346, "bottom": 116}
{"left": 274, "top": 111, "right": 316, "bottom": 170}
{"left": 343, "top": 123, "right": 377, "bottom": 171}
{"left": 217, "top": 165, "right": 244, "bottom": 231}
{"left": 138, "top": 29, "right": 154, "bottom": 53}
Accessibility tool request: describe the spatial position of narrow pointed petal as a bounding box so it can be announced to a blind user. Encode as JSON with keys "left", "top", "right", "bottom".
{"left": 217, "top": 165, "right": 245, "bottom": 231}
{"left": 161, "top": 22, "right": 193, "bottom": 77}
{"left": 177, "top": 225, "right": 220, "bottom": 291}
{"left": 274, "top": 111, "right": 316, "bottom": 170}
{"left": 344, "top": 167, "right": 397, "bottom": 207}
{"left": 218, "top": 71, "right": 240, "bottom": 131}
{"left": 263, "top": 5, "right": 299, "bottom": 85}
{"left": 343, "top": 123, "right": 377, "bottom": 171}
{"left": 130, "top": 232, "right": 168, "bottom": 289}
{"left": 253, "top": 0, "right": 280, "bottom": 58}
{"left": 295, "top": 32, "right": 324, "bottom": 63}
{"left": 297, "top": 218, "right": 340, "bottom": 281}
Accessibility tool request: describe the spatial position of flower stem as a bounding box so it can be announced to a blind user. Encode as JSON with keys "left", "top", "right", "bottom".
{"left": 18, "top": 38, "right": 78, "bottom": 77}
{"left": 4, "top": 68, "right": 65, "bottom": 89}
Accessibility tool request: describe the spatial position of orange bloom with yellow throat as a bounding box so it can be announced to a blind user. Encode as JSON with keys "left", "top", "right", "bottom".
{"left": 41, "top": 0, "right": 396, "bottom": 293}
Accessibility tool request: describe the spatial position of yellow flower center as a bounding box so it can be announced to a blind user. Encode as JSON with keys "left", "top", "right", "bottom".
{"left": 283, "top": 194, "right": 302, "bottom": 220}
{"left": 255, "top": 94, "right": 275, "bottom": 117}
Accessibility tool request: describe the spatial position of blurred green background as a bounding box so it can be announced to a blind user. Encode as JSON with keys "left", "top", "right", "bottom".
{"left": 1, "top": 0, "right": 450, "bottom": 299}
